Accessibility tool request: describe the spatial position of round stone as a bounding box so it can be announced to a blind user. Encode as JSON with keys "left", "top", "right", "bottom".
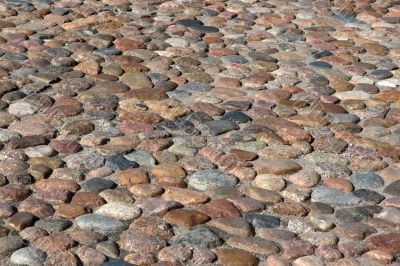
{"left": 188, "top": 169, "right": 238, "bottom": 191}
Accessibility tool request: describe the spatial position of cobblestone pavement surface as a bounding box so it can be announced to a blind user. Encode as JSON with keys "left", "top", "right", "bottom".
{"left": 0, "top": 0, "right": 399, "bottom": 265}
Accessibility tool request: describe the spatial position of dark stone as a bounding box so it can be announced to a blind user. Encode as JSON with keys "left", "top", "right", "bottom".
{"left": 222, "top": 101, "right": 252, "bottom": 111}
{"left": 81, "top": 178, "right": 115, "bottom": 193}
{"left": 175, "top": 19, "right": 203, "bottom": 27}
{"left": 353, "top": 189, "right": 385, "bottom": 203}
{"left": 369, "top": 69, "right": 393, "bottom": 80}
{"left": 310, "top": 61, "right": 333, "bottom": 69}
{"left": 203, "top": 120, "right": 239, "bottom": 136}
{"left": 35, "top": 217, "right": 72, "bottom": 233}
{"left": 100, "top": 260, "right": 135, "bottom": 266}
{"left": 189, "top": 25, "right": 219, "bottom": 33}
{"left": 171, "top": 226, "right": 222, "bottom": 248}
{"left": 243, "top": 213, "right": 280, "bottom": 229}
{"left": 310, "top": 202, "right": 334, "bottom": 214}
{"left": 335, "top": 205, "right": 383, "bottom": 223}
{"left": 383, "top": 180, "right": 400, "bottom": 196}
{"left": 105, "top": 155, "right": 138, "bottom": 171}
{"left": 313, "top": 50, "right": 334, "bottom": 59}
{"left": 221, "top": 111, "right": 251, "bottom": 123}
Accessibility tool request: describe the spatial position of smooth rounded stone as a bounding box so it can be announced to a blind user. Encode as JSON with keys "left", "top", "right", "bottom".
{"left": 334, "top": 223, "right": 376, "bottom": 242}
{"left": 194, "top": 179, "right": 239, "bottom": 197}
{"left": 227, "top": 236, "right": 280, "bottom": 256}
{"left": 227, "top": 197, "right": 265, "bottom": 212}
{"left": 316, "top": 245, "right": 343, "bottom": 261}
{"left": 199, "top": 199, "right": 240, "bottom": 218}
{"left": 165, "top": 38, "right": 189, "bottom": 47}
{"left": 380, "top": 166, "right": 400, "bottom": 180}
{"left": 8, "top": 101, "right": 38, "bottom": 116}
{"left": 105, "top": 154, "right": 138, "bottom": 171}
{"left": 313, "top": 162, "right": 352, "bottom": 179}
{"left": 323, "top": 178, "right": 353, "bottom": 193}
{"left": 287, "top": 218, "right": 314, "bottom": 234}
{"left": 64, "top": 152, "right": 105, "bottom": 170}
{"left": 0, "top": 184, "right": 31, "bottom": 202}
{"left": 252, "top": 174, "right": 286, "bottom": 191}
{"left": 164, "top": 209, "right": 209, "bottom": 228}
{"left": 0, "top": 128, "right": 20, "bottom": 143}
{"left": 99, "top": 189, "right": 135, "bottom": 204}
{"left": 376, "top": 208, "right": 400, "bottom": 224}
{"left": 75, "top": 214, "right": 128, "bottom": 233}
{"left": 162, "top": 187, "right": 208, "bottom": 205}
{"left": 353, "top": 189, "right": 384, "bottom": 203}
{"left": 119, "top": 229, "right": 167, "bottom": 254}
{"left": 233, "top": 141, "right": 267, "bottom": 153}
{"left": 45, "top": 250, "right": 80, "bottom": 265}
{"left": 221, "top": 111, "right": 251, "bottom": 123}
{"left": 255, "top": 159, "right": 302, "bottom": 175}
{"left": 178, "top": 155, "right": 215, "bottom": 172}
{"left": 363, "top": 249, "right": 394, "bottom": 265}
{"left": 171, "top": 226, "right": 222, "bottom": 248}
{"left": 288, "top": 170, "right": 320, "bottom": 188}
{"left": 188, "top": 169, "right": 238, "bottom": 191}
{"left": 81, "top": 178, "right": 115, "bottom": 193}
{"left": 300, "top": 231, "right": 338, "bottom": 246}
{"left": 350, "top": 172, "right": 384, "bottom": 189}
{"left": 55, "top": 203, "right": 89, "bottom": 219}
{"left": 24, "top": 145, "right": 55, "bottom": 157}
{"left": 335, "top": 91, "right": 371, "bottom": 101}
{"left": 100, "top": 260, "right": 135, "bottom": 266}
{"left": 312, "top": 137, "right": 348, "bottom": 154}
{"left": 281, "top": 239, "right": 314, "bottom": 260}
{"left": 96, "top": 240, "right": 120, "bottom": 259}
{"left": 338, "top": 241, "right": 368, "bottom": 257}
{"left": 153, "top": 150, "right": 178, "bottom": 164}
{"left": 243, "top": 213, "right": 280, "bottom": 229}
{"left": 116, "top": 168, "right": 149, "bottom": 186}
{"left": 167, "top": 142, "right": 196, "bottom": 156}
{"left": 327, "top": 113, "right": 360, "bottom": 124}
{"left": 68, "top": 228, "right": 106, "bottom": 247}
{"left": 0, "top": 236, "right": 25, "bottom": 255}
{"left": 129, "top": 183, "right": 163, "bottom": 197}
{"left": 245, "top": 186, "right": 283, "bottom": 203}
{"left": 257, "top": 228, "right": 296, "bottom": 244}
{"left": 152, "top": 163, "right": 186, "bottom": 178}
{"left": 7, "top": 212, "right": 37, "bottom": 231}
{"left": 202, "top": 120, "right": 239, "bottom": 136}
{"left": 19, "top": 227, "right": 48, "bottom": 242}
{"left": 76, "top": 246, "right": 107, "bottom": 265}
{"left": 34, "top": 217, "right": 72, "bottom": 233}
{"left": 207, "top": 217, "right": 253, "bottom": 237}
{"left": 312, "top": 186, "right": 361, "bottom": 206}
{"left": 88, "top": 167, "right": 114, "bottom": 179}
{"left": 10, "top": 247, "right": 46, "bottom": 265}
{"left": 308, "top": 212, "right": 334, "bottom": 231}
{"left": 273, "top": 202, "right": 308, "bottom": 217}
{"left": 216, "top": 247, "right": 259, "bottom": 266}
{"left": 293, "top": 255, "right": 324, "bottom": 266}
{"left": 369, "top": 69, "right": 393, "bottom": 80}
{"left": 310, "top": 61, "right": 332, "bottom": 69}
{"left": 366, "top": 233, "right": 400, "bottom": 253}
{"left": 124, "top": 150, "right": 156, "bottom": 167}
{"left": 384, "top": 180, "right": 400, "bottom": 196}
{"left": 258, "top": 144, "right": 302, "bottom": 159}
{"left": 157, "top": 244, "right": 195, "bottom": 264}
{"left": 335, "top": 206, "right": 379, "bottom": 223}
{"left": 0, "top": 203, "right": 16, "bottom": 218}
{"left": 94, "top": 202, "right": 141, "bottom": 221}
{"left": 134, "top": 197, "right": 182, "bottom": 217}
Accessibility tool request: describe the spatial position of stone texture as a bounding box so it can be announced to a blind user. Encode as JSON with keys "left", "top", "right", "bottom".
{"left": 0, "top": 1, "right": 398, "bottom": 264}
